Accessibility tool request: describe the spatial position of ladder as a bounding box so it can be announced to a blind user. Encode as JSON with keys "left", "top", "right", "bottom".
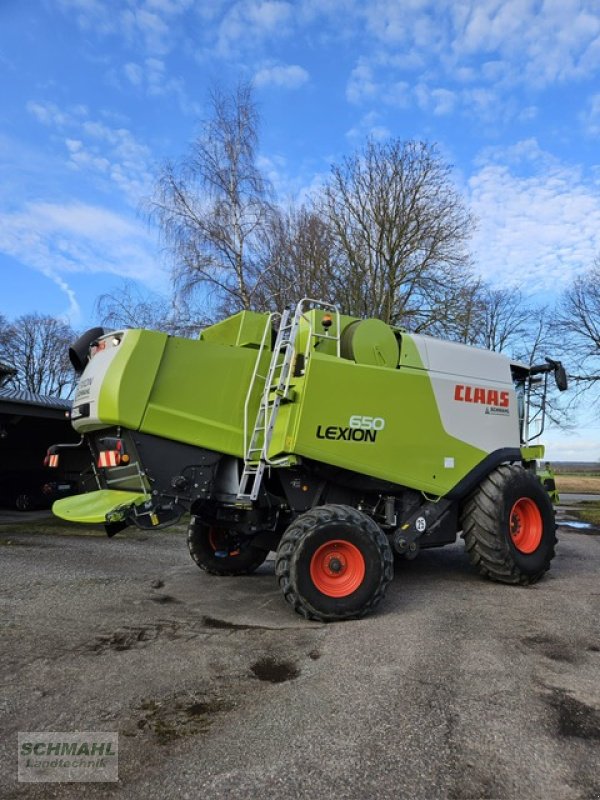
{"left": 237, "top": 299, "right": 341, "bottom": 504}
{"left": 237, "top": 305, "right": 300, "bottom": 503}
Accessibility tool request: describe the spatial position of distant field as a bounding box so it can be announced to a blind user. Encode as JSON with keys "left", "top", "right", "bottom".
{"left": 554, "top": 474, "right": 600, "bottom": 494}
{"left": 552, "top": 462, "right": 600, "bottom": 475}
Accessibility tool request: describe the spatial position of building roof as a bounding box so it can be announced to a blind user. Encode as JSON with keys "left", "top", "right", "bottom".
{"left": 0, "top": 388, "right": 71, "bottom": 419}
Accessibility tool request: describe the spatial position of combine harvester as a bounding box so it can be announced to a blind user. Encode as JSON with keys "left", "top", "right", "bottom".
{"left": 50, "top": 299, "right": 567, "bottom": 621}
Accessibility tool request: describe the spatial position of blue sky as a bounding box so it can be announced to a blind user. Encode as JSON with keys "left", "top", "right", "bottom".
{"left": 1, "top": 0, "right": 600, "bottom": 459}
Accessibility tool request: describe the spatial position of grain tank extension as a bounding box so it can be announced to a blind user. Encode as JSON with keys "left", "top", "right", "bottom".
{"left": 49, "top": 299, "right": 567, "bottom": 621}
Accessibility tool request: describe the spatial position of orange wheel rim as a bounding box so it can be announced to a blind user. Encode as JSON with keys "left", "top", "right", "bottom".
{"left": 208, "top": 528, "right": 240, "bottom": 556}
{"left": 309, "top": 540, "right": 366, "bottom": 597}
{"left": 510, "top": 498, "right": 543, "bottom": 554}
{"left": 208, "top": 528, "right": 221, "bottom": 551}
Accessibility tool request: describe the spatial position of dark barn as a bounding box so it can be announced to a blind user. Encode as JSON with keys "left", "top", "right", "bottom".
{"left": 0, "top": 380, "right": 82, "bottom": 511}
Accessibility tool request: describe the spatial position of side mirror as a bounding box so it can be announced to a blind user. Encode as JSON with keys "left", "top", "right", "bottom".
{"left": 544, "top": 358, "right": 568, "bottom": 392}
{"left": 555, "top": 364, "right": 568, "bottom": 392}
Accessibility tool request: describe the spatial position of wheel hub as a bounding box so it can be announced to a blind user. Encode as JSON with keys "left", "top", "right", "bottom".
{"left": 325, "top": 555, "right": 344, "bottom": 574}
{"left": 208, "top": 527, "right": 241, "bottom": 558}
{"left": 510, "top": 497, "right": 543, "bottom": 554}
{"left": 309, "top": 540, "right": 366, "bottom": 598}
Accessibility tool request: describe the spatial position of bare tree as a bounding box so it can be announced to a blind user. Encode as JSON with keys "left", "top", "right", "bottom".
{"left": 476, "top": 287, "right": 530, "bottom": 353}
{"left": 317, "top": 139, "right": 475, "bottom": 327}
{"left": 149, "top": 82, "right": 275, "bottom": 317}
{"left": 2, "top": 314, "right": 77, "bottom": 398}
{"left": 558, "top": 259, "right": 600, "bottom": 385}
{"left": 95, "top": 280, "right": 207, "bottom": 338}
{"left": 0, "top": 314, "right": 16, "bottom": 388}
{"left": 252, "top": 206, "right": 340, "bottom": 309}
{"left": 413, "top": 275, "right": 481, "bottom": 341}
{"left": 0, "top": 313, "right": 10, "bottom": 345}
{"left": 423, "top": 281, "right": 548, "bottom": 365}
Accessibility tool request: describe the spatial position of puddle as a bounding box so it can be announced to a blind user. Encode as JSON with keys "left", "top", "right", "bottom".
{"left": 561, "top": 521, "right": 593, "bottom": 530}
{"left": 250, "top": 657, "right": 299, "bottom": 683}
{"left": 83, "top": 619, "right": 207, "bottom": 653}
{"left": 149, "top": 594, "right": 181, "bottom": 604}
{"left": 548, "top": 688, "right": 600, "bottom": 741}
{"left": 201, "top": 615, "right": 281, "bottom": 632}
{"left": 131, "top": 692, "right": 226, "bottom": 743}
{"left": 522, "top": 634, "right": 579, "bottom": 664}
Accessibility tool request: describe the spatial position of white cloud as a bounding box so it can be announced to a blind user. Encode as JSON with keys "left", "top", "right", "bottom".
{"left": 66, "top": 139, "right": 111, "bottom": 173}
{"left": 124, "top": 62, "right": 144, "bottom": 86}
{"left": 346, "top": 59, "right": 379, "bottom": 104}
{"left": 0, "top": 201, "right": 164, "bottom": 321}
{"left": 26, "top": 101, "right": 88, "bottom": 128}
{"left": 255, "top": 153, "right": 330, "bottom": 204}
{"left": 27, "top": 102, "right": 153, "bottom": 206}
{"left": 57, "top": 0, "right": 193, "bottom": 54}
{"left": 415, "top": 84, "right": 457, "bottom": 116}
{"left": 341, "top": 1, "right": 600, "bottom": 131}
{"left": 581, "top": 93, "right": 600, "bottom": 137}
{"left": 121, "top": 6, "right": 172, "bottom": 55}
{"left": 50, "top": 272, "right": 81, "bottom": 321}
{"left": 0, "top": 114, "right": 164, "bottom": 322}
{"left": 362, "top": 0, "right": 425, "bottom": 45}
{"left": 216, "top": 1, "right": 294, "bottom": 55}
{"left": 145, "top": 0, "right": 194, "bottom": 12}
{"left": 468, "top": 141, "right": 600, "bottom": 293}
{"left": 254, "top": 64, "right": 309, "bottom": 89}
{"left": 382, "top": 81, "right": 411, "bottom": 108}
{"left": 345, "top": 52, "right": 536, "bottom": 127}
{"left": 544, "top": 430, "right": 600, "bottom": 462}
{"left": 56, "top": 0, "right": 600, "bottom": 98}
{"left": 26, "top": 101, "right": 67, "bottom": 127}
{"left": 346, "top": 111, "right": 390, "bottom": 142}
{"left": 452, "top": 0, "right": 600, "bottom": 86}
{"left": 119, "top": 58, "right": 201, "bottom": 115}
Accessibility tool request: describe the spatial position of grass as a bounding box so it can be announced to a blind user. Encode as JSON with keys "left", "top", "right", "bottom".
{"left": 554, "top": 474, "right": 600, "bottom": 494}
{"left": 571, "top": 501, "right": 600, "bottom": 526}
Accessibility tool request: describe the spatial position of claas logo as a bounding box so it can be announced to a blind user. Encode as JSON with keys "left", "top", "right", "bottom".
{"left": 454, "top": 384, "right": 510, "bottom": 408}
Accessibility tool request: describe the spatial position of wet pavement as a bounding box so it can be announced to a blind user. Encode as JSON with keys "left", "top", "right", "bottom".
{"left": 0, "top": 518, "right": 598, "bottom": 799}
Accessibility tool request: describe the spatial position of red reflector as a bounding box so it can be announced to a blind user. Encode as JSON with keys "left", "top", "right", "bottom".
{"left": 98, "top": 451, "right": 121, "bottom": 468}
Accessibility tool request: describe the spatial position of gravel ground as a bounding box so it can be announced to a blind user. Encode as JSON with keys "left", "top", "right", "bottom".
{"left": 0, "top": 514, "right": 599, "bottom": 800}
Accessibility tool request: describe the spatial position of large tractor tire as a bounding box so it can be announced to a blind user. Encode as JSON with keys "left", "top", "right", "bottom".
{"left": 275, "top": 504, "right": 394, "bottom": 622}
{"left": 187, "top": 519, "right": 269, "bottom": 576}
{"left": 460, "top": 464, "right": 556, "bottom": 585}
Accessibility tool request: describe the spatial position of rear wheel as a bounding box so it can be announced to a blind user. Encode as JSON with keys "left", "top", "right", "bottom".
{"left": 15, "top": 493, "right": 34, "bottom": 512}
{"left": 460, "top": 464, "right": 556, "bottom": 584}
{"left": 275, "top": 504, "right": 393, "bottom": 621}
{"left": 187, "top": 519, "right": 269, "bottom": 576}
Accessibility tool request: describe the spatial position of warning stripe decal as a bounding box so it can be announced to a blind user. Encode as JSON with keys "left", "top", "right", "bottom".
{"left": 98, "top": 451, "right": 120, "bottom": 468}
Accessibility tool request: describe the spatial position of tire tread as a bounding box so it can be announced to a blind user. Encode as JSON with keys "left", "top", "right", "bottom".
{"left": 275, "top": 504, "right": 393, "bottom": 622}
{"left": 460, "top": 464, "right": 556, "bottom": 585}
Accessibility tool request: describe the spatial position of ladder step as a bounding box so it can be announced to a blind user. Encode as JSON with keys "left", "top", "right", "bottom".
{"left": 238, "top": 303, "right": 303, "bottom": 503}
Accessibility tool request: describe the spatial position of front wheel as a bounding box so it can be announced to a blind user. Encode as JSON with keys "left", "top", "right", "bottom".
{"left": 187, "top": 519, "right": 269, "bottom": 576}
{"left": 460, "top": 464, "right": 556, "bottom": 585}
{"left": 275, "top": 504, "right": 394, "bottom": 622}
